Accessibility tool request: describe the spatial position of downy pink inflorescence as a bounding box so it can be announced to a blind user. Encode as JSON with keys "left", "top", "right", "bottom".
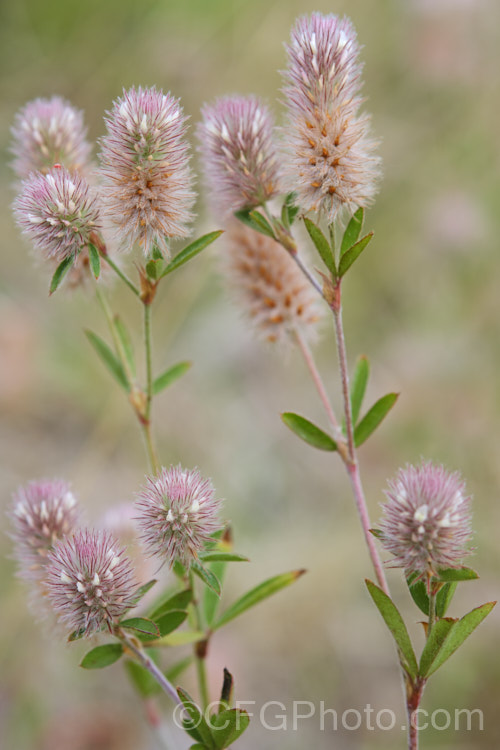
{"left": 99, "top": 86, "right": 195, "bottom": 257}
{"left": 10, "top": 479, "right": 80, "bottom": 584}
{"left": 281, "top": 13, "right": 381, "bottom": 221}
{"left": 13, "top": 166, "right": 100, "bottom": 263}
{"left": 379, "top": 461, "right": 473, "bottom": 579}
{"left": 10, "top": 96, "right": 92, "bottom": 180}
{"left": 223, "top": 222, "right": 322, "bottom": 344}
{"left": 197, "top": 96, "right": 280, "bottom": 217}
{"left": 45, "top": 529, "right": 136, "bottom": 637}
{"left": 135, "top": 466, "right": 222, "bottom": 567}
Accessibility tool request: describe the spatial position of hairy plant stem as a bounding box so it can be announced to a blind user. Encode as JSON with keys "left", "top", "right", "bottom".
{"left": 188, "top": 569, "right": 210, "bottom": 711}
{"left": 104, "top": 254, "right": 141, "bottom": 297}
{"left": 118, "top": 627, "right": 181, "bottom": 705}
{"left": 406, "top": 678, "right": 426, "bottom": 750}
{"left": 143, "top": 302, "right": 159, "bottom": 474}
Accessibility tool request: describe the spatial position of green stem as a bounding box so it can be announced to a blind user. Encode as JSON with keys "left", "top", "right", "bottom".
{"left": 104, "top": 255, "right": 141, "bottom": 297}
{"left": 95, "top": 284, "right": 134, "bottom": 385}
{"left": 428, "top": 583, "right": 437, "bottom": 636}
{"left": 143, "top": 302, "right": 159, "bottom": 474}
{"left": 188, "top": 570, "right": 210, "bottom": 711}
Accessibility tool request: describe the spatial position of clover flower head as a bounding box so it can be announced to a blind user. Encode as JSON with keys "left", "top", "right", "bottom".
{"left": 10, "top": 96, "right": 92, "bottom": 179}
{"left": 281, "top": 12, "right": 381, "bottom": 221}
{"left": 222, "top": 222, "right": 322, "bottom": 344}
{"left": 197, "top": 95, "right": 280, "bottom": 217}
{"left": 9, "top": 479, "right": 80, "bottom": 583}
{"left": 45, "top": 529, "right": 136, "bottom": 637}
{"left": 98, "top": 86, "right": 195, "bottom": 256}
{"left": 379, "top": 461, "right": 473, "bottom": 578}
{"left": 13, "top": 166, "right": 100, "bottom": 263}
{"left": 135, "top": 466, "right": 222, "bottom": 567}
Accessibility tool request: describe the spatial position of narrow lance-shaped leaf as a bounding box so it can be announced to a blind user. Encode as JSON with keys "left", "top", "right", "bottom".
{"left": 214, "top": 570, "right": 306, "bottom": 630}
{"left": 49, "top": 255, "right": 74, "bottom": 295}
{"left": 354, "top": 393, "right": 399, "bottom": 447}
{"left": 149, "top": 588, "right": 193, "bottom": 620}
{"left": 406, "top": 572, "right": 430, "bottom": 616}
{"left": 420, "top": 601, "right": 496, "bottom": 678}
{"left": 113, "top": 315, "right": 135, "bottom": 377}
{"left": 340, "top": 207, "right": 364, "bottom": 257}
{"left": 436, "top": 566, "right": 479, "bottom": 582}
{"left": 80, "top": 643, "right": 124, "bottom": 670}
{"left": 160, "top": 230, "right": 223, "bottom": 278}
{"left": 128, "top": 579, "right": 157, "bottom": 609}
{"left": 233, "top": 209, "right": 275, "bottom": 240}
{"left": 365, "top": 579, "right": 418, "bottom": 678}
{"left": 338, "top": 232, "right": 373, "bottom": 277}
{"left": 88, "top": 242, "right": 101, "bottom": 279}
{"left": 120, "top": 617, "right": 160, "bottom": 637}
{"left": 155, "top": 609, "right": 189, "bottom": 638}
{"left": 153, "top": 361, "right": 192, "bottom": 395}
{"left": 303, "top": 217, "right": 336, "bottom": 275}
{"left": 281, "top": 192, "right": 299, "bottom": 228}
{"left": 211, "top": 709, "right": 250, "bottom": 749}
{"left": 84, "top": 330, "right": 130, "bottom": 391}
{"left": 419, "top": 618, "right": 457, "bottom": 678}
{"left": 199, "top": 551, "right": 249, "bottom": 563}
{"left": 350, "top": 355, "right": 370, "bottom": 425}
{"left": 192, "top": 560, "right": 221, "bottom": 597}
{"left": 177, "top": 687, "right": 217, "bottom": 749}
{"left": 281, "top": 412, "right": 337, "bottom": 452}
{"left": 436, "top": 582, "right": 458, "bottom": 618}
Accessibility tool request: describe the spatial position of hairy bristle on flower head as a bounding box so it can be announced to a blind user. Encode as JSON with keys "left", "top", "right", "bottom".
{"left": 13, "top": 166, "right": 100, "bottom": 263}
{"left": 45, "top": 529, "right": 136, "bottom": 637}
{"left": 222, "top": 221, "right": 322, "bottom": 345}
{"left": 10, "top": 96, "right": 92, "bottom": 180}
{"left": 378, "top": 461, "right": 473, "bottom": 578}
{"left": 281, "top": 13, "right": 381, "bottom": 221}
{"left": 9, "top": 479, "right": 80, "bottom": 583}
{"left": 98, "top": 86, "right": 195, "bottom": 257}
{"left": 197, "top": 96, "right": 281, "bottom": 218}
{"left": 135, "top": 465, "right": 222, "bottom": 567}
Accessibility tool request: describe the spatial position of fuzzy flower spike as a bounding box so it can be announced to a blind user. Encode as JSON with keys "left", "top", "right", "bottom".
{"left": 9, "top": 479, "right": 80, "bottom": 584}
{"left": 281, "top": 13, "right": 381, "bottom": 221}
{"left": 197, "top": 95, "right": 280, "bottom": 217}
{"left": 99, "top": 86, "right": 195, "bottom": 257}
{"left": 135, "top": 466, "right": 223, "bottom": 568}
{"left": 13, "top": 165, "right": 100, "bottom": 263}
{"left": 45, "top": 529, "right": 136, "bottom": 637}
{"left": 379, "top": 461, "right": 473, "bottom": 580}
{"left": 10, "top": 96, "right": 92, "bottom": 179}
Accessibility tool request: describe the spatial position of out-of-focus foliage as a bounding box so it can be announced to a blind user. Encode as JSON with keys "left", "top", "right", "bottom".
{"left": 1, "top": 1, "right": 499, "bottom": 748}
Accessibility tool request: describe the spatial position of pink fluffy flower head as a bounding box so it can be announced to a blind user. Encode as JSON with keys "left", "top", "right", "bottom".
{"left": 45, "top": 529, "right": 136, "bottom": 637}
{"left": 13, "top": 166, "right": 100, "bottom": 263}
{"left": 379, "top": 461, "right": 473, "bottom": 578}
{"left": 98, "top": 86, "right": 195, "bottom": 256}
{"left": 10, "top": 96, "right": 92, "bottom": 180}
{"left": 9, "top": 479, "right": 80, "bottom": 583}
{"left": 222, "top": 221, "right": 322, "bottom": 344}
{"left": 281, "top": 13, "right": 381, "bottom": 221}
{"left": 135, "top": 466, "right": 223, "bottom": 567}
{"left": 197, "top": 96, "right": 280, "bottom": 217}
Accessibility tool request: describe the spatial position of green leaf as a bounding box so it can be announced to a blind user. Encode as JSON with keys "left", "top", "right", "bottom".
{"left": 160, "top": 629, "right": 204, "bottom": 646}
{"left": 49, "top": 255, "right": 74, "bottom": 295}
{"left": 160, "top": 231, "right": 223, "bottom": 278}
{"left": 192, "top": 560, "right": 221, "bottom": 597}
{"left": 281, "top": 193, "right": 299, "bottom": 228}
{"left": 340, "top": 207, "right": 364, "bottom": 257}
{"left": 199, "top": 552, "right": 249, "bottom": 563}
{"left": 113, "top": 315, "right": 135, "bottom": 377}
{"left": 120, "top": 618, "right": 160, "bottom": 637}
{"left": 128, "top": 579, "right": 157, "bottom": 609}
{"left": 67, "top": 627, "right": 86, "bottom": 642}
{"left": 234, "top": 209, "right": 275, "bottom": 239}
{"left": 303, "top": 217, "right": 336, "bottom": 275}
{"left": 84, "top": 330, "right": 130, "bottom": 391}
{"left": 420, "top": 602, "right": 496, "bottom": 678}
{"left": 214, "top": 570, "right": 306, "bottom": 630}
{"left": 338, "top": 232, "right": 373, "bottom": 277}
{"left": 406, "top": 572, "right": 430, "bottom": 617}
{"left": 365, "top": 579, "right": 418, "bottom": 678}
{"left": 204, "top": 560, "right": 228, "bottom": 627}
{"left": 146, "top": 258, "right": 160, "bottom": 280}
{"left": 149, "top": 589, "right": 193, "bottom": 620}
{"left": 152, "top": 245, "right": 163, "bottom": 260}
{"left": 125, "top": 655, "right": 161, "bottom": 697}
{"left": 152, "top": 361, "right": 192, "bottom": 395}
{"left": 80, "top": 643, "right": 123, "bottom": 670}
{"left": 281, "top": 412, "right": 337, "bottom": 452}
{"left": 165, "top": 655, "right": 193, "bottom": 683}
{"left": 155, "top": 609, "right": 188, "bottom": 637}
{"left": 354, "top": 393, "right": 399, "bottom": 447}
{"left": 350, "top": 355, "right": 370, "bottom": 425}
{"left": 436, "top": 566, "right": 479, "bottom": 582}
{"left": 419, "top": 618, "right": 457, "bottom": 678}
{"left": 436, "top": 582, "right": 458, "bottom": 618}
{"left": 88, "top": 243, "right": 101, "bottom": 279}
{"left": 211, "top": 709, "right": 250, "bottom": 749}
{"left": 177, "top": 687, "right": 216, "bottom": 748}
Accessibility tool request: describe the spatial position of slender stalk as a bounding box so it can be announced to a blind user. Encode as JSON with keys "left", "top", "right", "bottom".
{"left": 95, "top": 284, "right": 135, "bottom": 385}
{"left": 291, "top": 252, "right": 326, "bottom": 300}
{"left": 118, "top": 628, "right": 181, "bottom": 706}
{"left": 332, "top": 306, "right": 355, "bottom": 462}
{"left": 143, "top": 302, "right": 159, "bottom": 474}
{"left": 104, "top": 255, "right": 141, "bottom": 297}
{"left": 188, "top": 570, "right": 210, "bottom": 711}
{"left": 406, "top": 678, "right": 425, "bottom": 750}
{"left": 428, "top": 583, "right": 437, "bottom": 636}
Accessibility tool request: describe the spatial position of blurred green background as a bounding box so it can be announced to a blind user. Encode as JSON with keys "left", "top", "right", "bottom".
{"left": 1, "top": 0, "right": 499, "bottom": 748}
